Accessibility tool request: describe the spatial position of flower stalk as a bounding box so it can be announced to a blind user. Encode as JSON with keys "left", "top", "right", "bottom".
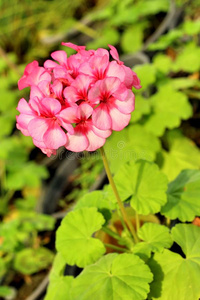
{"left": 100, "top": 147, "right": 139, "bottom": 243}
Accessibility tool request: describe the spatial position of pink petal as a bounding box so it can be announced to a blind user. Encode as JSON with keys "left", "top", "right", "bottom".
{"left": 17, "top": 114, "right": 36, "bottom": 131}
{"left": 41, "top": 98, "right": 61, "bottom": 115}
{"left": 108, "top": 45, "right": 121, "bottom": 64}
{"left": 77, "top": 103, "right": 93, "bottom": 120}
{"left": 71, "top": 74, "right": 94, "bottom": 92}
{"left": 100, "top": 77, "right": 121, "bottom": 95}
{"left": 66, "top": 131, "right": 89, "bottom": 152}
{"left": 88, "top": 81, "right": 102, "bottom": 105}
{"left": 114, "top": 90, "right": 135, "bottom": 114}
{"left": 44, "top": 60, "right": 58, "bottom": 69}
{"left": 58, "top": 107, "right": 78, "bottom": 123}
{"left": 51, "top": 80, "right": 63, "bottom": 99}
{"left": 106, "top": 61, "right": 126, "bottom": 83}
{"left": 61, "top": 42, "right": 86, "bottom": 52}
{"left": 17, "top": 98, "right": 34, "bottom": 115}
{"left": 63, "top": 86, "right": 80, "bottom": 103}
{"left": 28, "top": 118, "right": 49, "bottom": 141}
{"left": 92, "top": 104, "right": 112, "bottom": 130}
{"left": 109, "top": 105, "right": 131, "bottom": 131}
{"left": 92, "top": 125, "right": 111, "bottom": 138}
{"left": 30, "top": 86, "right": 44, "bottom": 100}
{"left": 43, "top": 121, "right": 67, "bottom": 149}
{"left": 51, "top": 50, "right": 67, "bottom": 66}
{"left": 86, "top": 129, "right": 106, "bottom": 151}
{"left": 38, "top": 80, "right": 51, "bottom": 96}
{"left": 132, "top": 71, "right": 142, "bottom": 89}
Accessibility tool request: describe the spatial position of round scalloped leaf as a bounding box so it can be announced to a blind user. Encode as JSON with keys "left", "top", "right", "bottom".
{"left": 133, "top": 223, "right": 173, "bottom": 260}
{"left": 56, "top": 207, "right": 106, "bottom": 268}
{"left": 133, "top": 64, "right": 156, "bottom": 91}
{"left": 75, "top": 190, "right": 116, "bottom": 211}
{"left": 105, "top": 125, "right": 161, "bottom": 173}
{"left": 148, "top": 224, "right": 200, "bottom": 300}
{"left": 70, "top": 253, "right": 153, "bottom": 300}
{"left": 143, "top": 86, "right": 192, "bottom": 137}
{"left": 130, "top": 95, "right": 151, "bottom": 123}
{"left": 161, "top": 131, "right": 200, "bottom": 181}
{"left": 161, "top": 169, "right": 200, "bottom": 221}
{"left": 45, "top": 254, "right": 73, "bottom": 300}
{"left": 14, "top": 247, "right": 54, "bottom": 275}
{"left": 113, "top": 160, "right": 168, "bottom": 215}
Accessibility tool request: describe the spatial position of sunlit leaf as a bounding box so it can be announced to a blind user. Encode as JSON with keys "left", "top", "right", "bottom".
{"left": 105, "top": 124, "right": 161, "bottom": 173}
{"left": 112, "top": 160, "right": 168, "bottom": 215}
{"left": 45, "top": 253, "right": 74, "bottom": 300}
{"left": 160, "top": 131, "right": 200, "bottom": 181}
{"left": 148, "top": 224, "right": 200, "bottom": 300}
{"left": 172, "top": 42, "right": 200, "bottom": 73}
{"left": 133, "top": 64, "right": 156, "bottom": 91}
{"left": 153, "top": 54, "right": 173, "bottom": 74}
{"left": 133, "top": 223, "right": 173, "bottom": 260}
{"left": 143, "top": 86, "right": 192, "bottom": 136}
{"left": 71, "top": 253, "right": 153, "bottom": 300}
{"left": 130, "top": 95, "right": 151, "bottom": 123}
{"left": 56, "top": 207, "right": 106, "bottom": 268}
{"left": 161, "top": 169, "right": 200, "bottom": 221}
{"left": 121, "top": 23, "right": 147, "bottom": 53}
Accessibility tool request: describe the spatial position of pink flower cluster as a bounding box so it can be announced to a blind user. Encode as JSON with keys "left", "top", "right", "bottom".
{"left": 16, "top": 43, "right": 141, "bottom": 156}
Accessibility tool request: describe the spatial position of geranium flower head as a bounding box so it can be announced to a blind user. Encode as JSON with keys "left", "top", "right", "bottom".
{"left": 16, "top": 42, "right": 141, "bottom": 156}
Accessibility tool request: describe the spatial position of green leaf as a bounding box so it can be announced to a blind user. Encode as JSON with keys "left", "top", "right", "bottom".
{"left": 87, "top": 27, "right": 119, "bottom": 50}
{"left": 113, "top": 160, "right": 168, "bottom": 215}
{"left": 121, "top": 23, "right": 147, "bottom": 53}
{"left": 105, "top": 124, "right": 161, "bottom": 173}
{"left": 6, "top": 162, "right": 49, "bottom": 190}
{"left": 75, "top": 190, "right": 116, "bottom": 211}
{"left": 148, "top": 29, "right": 183, "bottom": 50}
{"left": 172, "top": 43, "right": 200, "bottom": 73}
{"left": 0, "top": 286, "right": 15, "bottom": 298}
{"left": 160, "top": 131, "right": 200, "bottom": 181}
{"left": 71, "top": 253, "right": 153, "bottom": 300}
{"left": 56, "top": 207, "right": 106, "bottom": 268}
{"left": 183, "top": 20, "right": 200, "bottom": 35}
{"left": 167, "top": 78, "right": 199, "bottom": 90}
{"left": 153, "top": 54, "right": 173, "bottom": 74}
{"left": 45, "top": 253, "right": 74, "bottom": 300}
{"left": 161, "top": 169, "right": 200, "bottom": 221}
{"left": 133, "top": 223, "right": 173, "bottom": 260}
{"left": 130, "top": 95, "right": 151, "bottom": 123}
{"left": 148, "top": 224, "right": 200, "bottom": 300}
{"left": 143, "top": 86, "right": 192, "bottom": 136}
{"left": 14, "top": 247, "right": 54, "bottom": 275}
{"left": 133, "top": 64, "right": 156, "bottom": 91}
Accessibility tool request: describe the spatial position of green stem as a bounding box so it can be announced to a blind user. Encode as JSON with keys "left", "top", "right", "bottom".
{"left": 104, "top": 243, "right": 128, "bottom": 253}
{"left": 102, "top": 227, "right": 122, "bottom": 242}
{"left": 100, "top": 147, "right": 139, "bottom": 243}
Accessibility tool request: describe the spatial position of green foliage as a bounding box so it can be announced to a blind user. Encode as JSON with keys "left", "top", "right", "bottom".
{"left": 161, "top": 169, "right": 200, "bottom": 221}
{"left": 112, "top": 160, "right": 168, "bottom": 215}
{"left": 0, "top": 286, "right": 15, "bottom": 298}
{"left": 105, "top": 125, "right": 161, "bottom": 173}
{"left": 45, "top": 253, "right": 74, "bottom": 300}
{"left": 148, "top": 224, "right": 200, "bottom": 300}
{"left": 133, "top": 64, "right": 156, "bottom": 91}
{"left": 121, "top": 23, "right": 147, "bottom": 53}
{"left": 130, "top": 95, "right": 151, "bottom": 123}
{"left": 56, "top": 208, "right": 106, "bottom": 267}
{"left": 160, "top": 131, "right": 200, "bottom": 181}
{"left": 133, "top": 223, "right": 173, "bottom": 260}
{"left": 14, "top": 247, "right": 54, "bottom": 275}
{"left": 71, "top": 253, "right": 153, "bottom": 300}
{"left": 143, "top": 86, "right": 192, "bottom": 136}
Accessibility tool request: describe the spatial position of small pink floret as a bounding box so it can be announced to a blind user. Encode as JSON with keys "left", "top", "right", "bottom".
{"left": 16, "top": 43, "right": 141, "bottom": 156}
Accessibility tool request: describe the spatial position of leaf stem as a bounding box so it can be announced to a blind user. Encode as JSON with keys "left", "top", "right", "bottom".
{"left": 100, "top": 147, "right": 139, "bottom": 243}
{"left": 102, "top": 227, "right": 123, "bottom": 241}
{"left": 104, "top": 243, "right": 128, "bottom": 253}
{"left": 135, "top": 212, "right": 140, "bottom": 232}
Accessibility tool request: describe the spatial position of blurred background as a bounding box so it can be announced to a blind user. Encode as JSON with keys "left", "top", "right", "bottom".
{"left": 0, "top": 0, "right": 200, "bottom": 299}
